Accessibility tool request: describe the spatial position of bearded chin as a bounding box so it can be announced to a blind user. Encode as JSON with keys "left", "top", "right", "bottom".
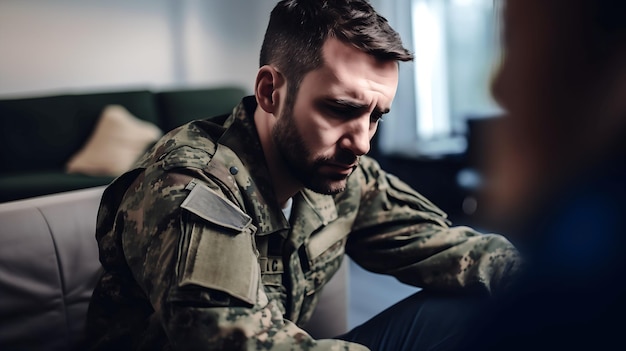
{"left": 277, "top": 140, "right": 348, "bottom": 195}
{"left": 306, "top": 164, "right": 350, "bottom": 195}
{"left": 273, "top": 123, "right": 349, "bottom": 195}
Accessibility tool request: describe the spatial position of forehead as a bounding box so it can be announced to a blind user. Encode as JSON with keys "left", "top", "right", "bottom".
{"left": 299, "top": 37, "right": 399, "bottom": 107}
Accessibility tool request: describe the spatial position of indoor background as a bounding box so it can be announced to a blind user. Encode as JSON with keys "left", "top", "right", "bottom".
{"left": 0, "top": 0, "right": 501, "bottom": 329}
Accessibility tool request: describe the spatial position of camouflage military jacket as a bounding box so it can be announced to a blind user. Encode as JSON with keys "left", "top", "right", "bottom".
{"left": 84, "top": 96, "right": 521, "bottom": 351}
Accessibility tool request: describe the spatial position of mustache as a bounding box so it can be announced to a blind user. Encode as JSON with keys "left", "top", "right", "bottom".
{"left": 321, "top": 149, "right": 360, "bottom": 167}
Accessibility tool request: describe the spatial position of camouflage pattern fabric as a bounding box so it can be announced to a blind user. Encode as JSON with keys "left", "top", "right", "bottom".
{"left": 84, "top": 96, "right": 521, "bottom": 350}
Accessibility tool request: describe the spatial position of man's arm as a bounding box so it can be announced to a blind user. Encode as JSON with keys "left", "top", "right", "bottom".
{"left": 346, "top": 157, "right": 522, "bottom": 295}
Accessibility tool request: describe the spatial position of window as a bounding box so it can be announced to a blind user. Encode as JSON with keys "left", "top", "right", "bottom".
{"left": 376, "top": 0, "right": 502, "bottom": 158}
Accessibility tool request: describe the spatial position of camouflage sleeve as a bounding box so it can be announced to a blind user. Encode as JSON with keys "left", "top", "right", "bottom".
{"left": 120, "top": 168, "right": 368, "bottom": 351}
{"left": 346, "top": 157, "right": 522, "bottom": 295}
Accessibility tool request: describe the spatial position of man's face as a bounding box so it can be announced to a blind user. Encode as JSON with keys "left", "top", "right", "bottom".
{"left": 272, "top": 37, "right": 399, "bottom": 195}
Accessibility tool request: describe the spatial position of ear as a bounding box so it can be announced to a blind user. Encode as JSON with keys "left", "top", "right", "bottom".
{"left": 255, "top": 65, "right": 285, "bottom": 114}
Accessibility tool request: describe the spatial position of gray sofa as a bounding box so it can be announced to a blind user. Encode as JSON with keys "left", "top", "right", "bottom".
{"left": 0, "top": 186, "right": 349, "bottom": 351}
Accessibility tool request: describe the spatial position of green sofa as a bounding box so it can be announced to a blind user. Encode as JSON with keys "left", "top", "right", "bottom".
{"left": 0, "top": 86, "right": 248, "bottom": 203}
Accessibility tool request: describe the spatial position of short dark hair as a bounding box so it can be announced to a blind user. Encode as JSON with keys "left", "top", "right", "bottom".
{"left": 260, "top": 0, "right": 413, "bottom": 102}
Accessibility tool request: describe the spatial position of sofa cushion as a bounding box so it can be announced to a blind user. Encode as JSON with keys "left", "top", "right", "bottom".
{"left": 66, "top": 105, "right": 162, "bottom": 177}
{"left": 0, "top": 90, "right": 158, "bottom": 174}
{"left": 156, "top": 86, "right": 248, "bottom": 132}
{"left": 0, "top": 94, "right": 76, "bottom": 173}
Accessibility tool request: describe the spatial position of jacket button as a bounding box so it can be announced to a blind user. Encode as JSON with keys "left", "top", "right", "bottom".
{"left": 229, "top": 166, "right": 239, "bottom": 175}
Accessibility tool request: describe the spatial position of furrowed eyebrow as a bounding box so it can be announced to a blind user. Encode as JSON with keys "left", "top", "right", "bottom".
{"left": 331, "top": 99, "right": 368, "bottom": 110}
{"left": 323, "top": 98, "right": 391, "bottom": 120}
{"left": 331, "top": 99, "right": 390, "bottom": 114}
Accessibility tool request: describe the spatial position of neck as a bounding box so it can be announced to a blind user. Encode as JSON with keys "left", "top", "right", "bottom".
{"left": 253, "top": 106, "right": 302, "bottom": 207}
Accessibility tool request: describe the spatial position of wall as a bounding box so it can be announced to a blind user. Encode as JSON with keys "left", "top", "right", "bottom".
{"left": 0, "top": 0, "right": 276, "bottom": 98}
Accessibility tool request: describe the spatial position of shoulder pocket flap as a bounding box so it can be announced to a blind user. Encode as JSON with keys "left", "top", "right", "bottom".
{"left": 181, "top": 181, "right": 251, "bottom": 231}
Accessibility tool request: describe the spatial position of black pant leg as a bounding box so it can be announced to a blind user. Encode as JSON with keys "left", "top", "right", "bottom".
{"left": 336, "top": 290, "right": 488, "bottom": 351}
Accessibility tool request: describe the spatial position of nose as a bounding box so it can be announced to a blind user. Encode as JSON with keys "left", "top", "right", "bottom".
{"left": 340, "top": 116, "right": 371, "bottom": 156}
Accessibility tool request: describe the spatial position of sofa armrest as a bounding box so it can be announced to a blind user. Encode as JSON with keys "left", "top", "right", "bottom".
{"left": 0, "top": 187, "right": 105, "bottom": 351}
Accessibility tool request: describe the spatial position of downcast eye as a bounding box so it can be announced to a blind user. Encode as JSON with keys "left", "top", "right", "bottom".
{"left": 324, "top": 104, "right": 362, "bottom": 119}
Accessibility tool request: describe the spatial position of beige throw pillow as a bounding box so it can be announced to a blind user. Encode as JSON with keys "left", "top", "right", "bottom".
{"left": 66, "top": 104, "right": 162, "bottom": 177}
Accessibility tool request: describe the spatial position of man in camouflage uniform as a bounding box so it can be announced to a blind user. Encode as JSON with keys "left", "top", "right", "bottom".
{"left": 84, "top": 0, "right": 521, "bottom": 350}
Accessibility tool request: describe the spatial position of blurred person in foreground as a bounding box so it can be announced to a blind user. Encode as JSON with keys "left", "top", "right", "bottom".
{"left": 83, "top": 0, "right": 522, "bottom": 350}
{"left": 463, "top": 0, "right": 626, "bottom": 349}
